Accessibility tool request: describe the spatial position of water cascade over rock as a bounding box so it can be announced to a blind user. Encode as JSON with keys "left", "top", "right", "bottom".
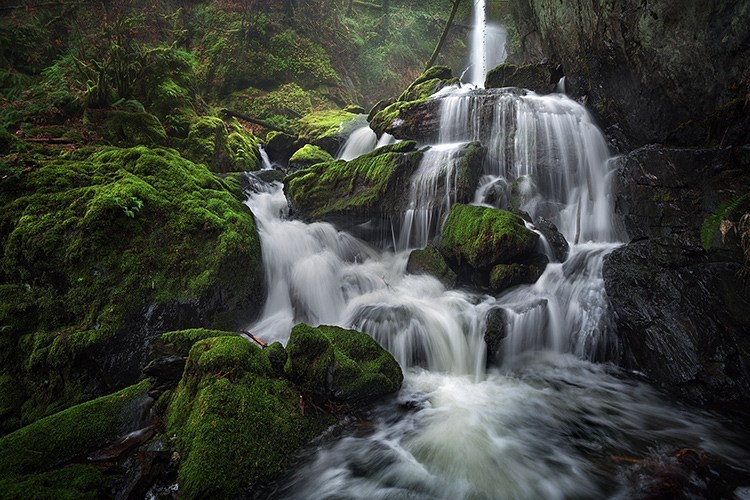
{"left": 239, "top": 3, "right": 749, "bottom": 496}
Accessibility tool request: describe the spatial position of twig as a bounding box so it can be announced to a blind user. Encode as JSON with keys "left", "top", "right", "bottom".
{"left": 240, "top": 329, "right": 267, "bottom": 349}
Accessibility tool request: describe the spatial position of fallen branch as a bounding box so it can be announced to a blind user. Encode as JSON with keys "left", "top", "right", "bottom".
{"left": 240, "top": 329, "right": 267, "bottom": 349}
{"left": 24, "top": 137, "right": 76, "bottom": 144}
{"left": 220, "top": 109, "right": 295, "bottom": 135}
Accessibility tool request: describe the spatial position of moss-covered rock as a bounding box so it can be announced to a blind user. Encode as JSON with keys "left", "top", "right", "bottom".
{"left": 185, "top": 116, "right": 261, "bottom": 173}
{"left": 484, "top": 63, "right": 552, "bottom": 93}
{"left": 0, "top": 380, "right": 150, "bottom": 477}
{"left": 0, "top": 146, "right": 264, "bottom": 429}
{"left": 406, "top": 244, "right": 457, "bottom": 288}
{"left": 288, "top": 144, "right": 334, "bottom": 172}
{"left": 0, "top": 464, "right": 106, "bottom": 499}
{"left": 369, "top": 66, "right": 457, "bottom": 140}
{"left": 166, "top": 336, "right": 333, "bottom": 498}
{"left": 158, "top": 328, "right": 241, "bottom": 358}
{"left": 98, "top": 110, "right": 169, "bottom": 147}
{"left": 489, "top": 261, "right": 545, "bottom": 293}
{"left": 285, "top": 141, "right": 422, "bottom": 224}
{"left": 294, "top": 109, "right": 359, "bottom": 154}
{"left": 285, "top": 323, "right": 403, "bottom": 405}
{"left": 439, "top": 204, "right": 539, "bottom": 270}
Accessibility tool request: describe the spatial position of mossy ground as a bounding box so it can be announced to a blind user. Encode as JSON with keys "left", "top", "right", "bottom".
{"left": 285, "top": 141, "right": 421, "bottom": 220}
{"left": 439, "top": 204, "right": 538, "bottom": 270}
{"left": 289, "top": 144, "right": 335, "bottom": 167}
{"left": 0, "top": 145, "right": 263, "bottom": 429}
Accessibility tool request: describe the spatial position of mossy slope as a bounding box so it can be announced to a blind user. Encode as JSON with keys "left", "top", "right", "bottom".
{"left": 0, "top": 146, "right": 264, "bottom": 430}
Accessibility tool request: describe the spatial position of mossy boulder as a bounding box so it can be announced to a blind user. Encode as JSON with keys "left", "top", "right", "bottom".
{"left": 439, "top": 204, "right": 539, "bottom": 270}
{"left": 406, "top": 244, "right": 457, "bottom": 288}
{"left": 288, "top": 144, "right": 334, "bottom": 172}
{"left": 295, "top": 109, "right": 359, "bottom": 155}
{"left": 0, "top": 146, "right": 264, "bottom": 429}
{"left": 285, "top": 323, "right": 403, "bottom": 405}
{"left": 0, "top": 464, "right": 106, "bottom": 499}
{"left": 485, "top": 63, "right": 553, "bottom": 94}
{"left": 98, "top": 110, "right": 169, "bottom": 147}
{"left": 489, "top": 261, "right": 546, "bottom": 293}
{"left": 369, "top": 66, "right": 458, "bottom": 141}
{"left": 166, "top": 336, "right": 333, "bottom": 498}
{"left": 185, "top": 116, "right": 261, "bottom": 173}
{"left": 0, "top": 380, "right": 150, "bottom": 478}
{"left": 284, "top": 141, "right": 422, "bottom": 227}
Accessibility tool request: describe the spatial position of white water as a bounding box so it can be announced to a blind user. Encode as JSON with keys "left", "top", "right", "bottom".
{"left": 468, "top": 0, "right": 507, "bottom": 87}
{"left": 337, "top": 124, "right": 396, "bottom": 161}
{"left": 241, "top": 2, "right": 749, "bottom": 494}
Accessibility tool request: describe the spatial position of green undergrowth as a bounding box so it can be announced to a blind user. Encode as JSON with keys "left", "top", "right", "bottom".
{"left": 0, "top": 145, "right": 263, "bottom": 428}
{"left": 285, "top": 141, "right": 421, "bottom": 220}
{"left": 439, "top": 204, "right": 538, "bottom": 269}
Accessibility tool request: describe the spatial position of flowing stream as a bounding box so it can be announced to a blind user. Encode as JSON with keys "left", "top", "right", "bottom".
{"left": 241, "top": 2, "right": 749, "bottom": 497}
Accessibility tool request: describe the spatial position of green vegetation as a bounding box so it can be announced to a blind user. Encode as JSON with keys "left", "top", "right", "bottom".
{"left": 159, "top": 328, "right": 241, "bottom": 357}
{"left": 289, "top": 144, "right": 335, "bottom": 167}
{"left": 0, "top": 464, "right": 106, "bottom": 500}
{"left": 406, "top": 244, "right": 457, "bottom": 288}
{"left": 701, "top": 193, "right": 750, "bottom": 251}
{"left": 0, "top": 380, "right": 149, "bottom": 477}
{"left": 285, "top": 323, "right": 403, "bottom": 404}
{"left": 184, "top": 116, "right": 261, "bottom": 173}
{"left": 439, "top": 204, "right": 538, "bottom": 269}
{"left": 295, "top": 109, "right": 359, "bottom": 153}
{"left": 166, "top": 336, "right": 334, "bottom": 498}
{"left": 0, "top": 146, "right": 264, "bottom": 427}
{"left": 285, "top": 141, "right": 421, "bottom": 220}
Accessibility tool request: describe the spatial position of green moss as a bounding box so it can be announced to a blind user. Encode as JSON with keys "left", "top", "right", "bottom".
{"left": 186, "top": 116, "right": 261, "bottom": 173}
{"left": 0, "top": 464, "right": 106, "bottom": 499}
{"left": 166, "top": 336, "right": 332, "bottom": 498}
{"left": 285, "top": 323, "right": 403, "bottom": 405}
{"left": 439, "top": 204, "right": 538, "bottom": 270}
{"left": 160, "top": 328, "right": 240, "bottom": 357}
{"left": 289, "top": 144, "right": 334, "bottom": 166}
{"left": 99, "top": 111, "right": 168, "bottom": 147}
{"left": 484, "top": 63, "right": 550, "bottom": 92}
{"left": 0, "top": 380, "right": 149, "bottom": 477}
{"left": 284, "top": 141, "right": 421, "bottom": 220}
{"left": 0, "top": 146, "right": 263, "bottom": 427}
{"left": 406, "top": 244, "right": 457, "bottom": 288}
{"left": 295, "top": 109, "right": 358, "bottom": 150}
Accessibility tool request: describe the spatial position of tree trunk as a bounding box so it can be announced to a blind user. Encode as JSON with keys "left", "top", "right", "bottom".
{"left": 425, "top": 0, "right": 462, "bottom": 71}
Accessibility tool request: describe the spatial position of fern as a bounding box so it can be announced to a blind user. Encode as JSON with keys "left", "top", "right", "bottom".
{"left": 701, "top": 192, "right": 750, "bottom": 251}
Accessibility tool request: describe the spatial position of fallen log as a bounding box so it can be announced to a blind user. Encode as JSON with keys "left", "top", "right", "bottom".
{"left": 240, "top": 329, "right": 268, "bottom": 349}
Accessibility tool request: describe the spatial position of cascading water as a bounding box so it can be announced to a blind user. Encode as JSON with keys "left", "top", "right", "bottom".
{"left": 241, "top": 2, "right": 749, "bottom": 496}
{"left": 468, "top": 0, "right": 507, "bottom": 87}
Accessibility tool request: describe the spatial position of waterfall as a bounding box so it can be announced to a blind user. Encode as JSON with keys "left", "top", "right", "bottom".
{"left": 468, "top": 0, "right": 507, "bottom": 87}
{"left": 242, "top": 32, "right": 748, "bottom": 494}
{"left": 258, "top": 144, "right": 273, "bottom": 170}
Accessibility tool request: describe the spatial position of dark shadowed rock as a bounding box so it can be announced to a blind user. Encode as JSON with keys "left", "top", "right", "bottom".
{"left": 485, "top": 63, "right": 554, "bottom": 93}
{"left": 484, "top": 307, "right": 507, "bottom": 366}
{"left": 603, "top": 238, "right": 750, "bottom": 405}
{"left": 406, "top": 244, "right": 457, "bottom": 288}
{"left": 534, "top": 217, "right": 569, "bottom": 262}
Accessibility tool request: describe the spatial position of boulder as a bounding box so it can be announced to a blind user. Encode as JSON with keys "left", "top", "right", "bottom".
{"left": 439, "top": 204, "right": 539, "bottom": 270}
{"left": 284, "top": 141, "right": 422, "bottom": 224}
{"left": 288, "top": 144, "right": 334, "bottom": 172}
{"left": 489, "top": 259, "right": 546, "bottom": 293}
{"left": 484, "top": 63, "right": 553, "bottom": 93}
{"left": 284, "top": 323, "right": 403, "bottom": 405}
{"left": 603, "top": 239, "right": 750, "bottom": 405}
{"left": 484, "top": 307, "right": 508, "bottom": 365}
{"left": 295, "top": 109, "right": 360, "bottom": 155}
{"left": 166, "top": 336, "right": 334, "bottom": 498}
{"left": 185, "top": 116, "right": 261, "bottom": 173}
{"left": 406, "top": 244, "right": 457, "bottom": 288}
{"left": 534, "top": 217, "right": 569, "bottom": 262}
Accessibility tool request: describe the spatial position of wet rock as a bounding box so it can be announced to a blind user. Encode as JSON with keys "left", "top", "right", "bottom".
{"left": 285, "top": 323, "right": 403, "bottom": 406}
{"left": 602, "top": 238, "right": 750, "bottom": 405}
{"left": 484, "top": 307, "right": 507, "bottom": 365}
{"left": 484, "top": 62, "right": 554, "bottom": 93}
{"left": 534, "top": 217, "right": 569, "bottom": 262}
{"left": 508, "top": 0, "right": 750, "bottom": 148}
{"left": 255, "top": 168, "right": 286, "bottom": 184}
{"left": 439, "top": 204, "right": 540, "bottom": 270}
{"left": 489, "top": 259, "right": 546, "bottom": 293}
{"left": 287, "top": 144, "right": 334, "bottom": 172}
{"left": 406, "top": 244, "right": 457, "bottom": 288}
{"left": 265, "top": 131, "right": 298, "bottom": 164}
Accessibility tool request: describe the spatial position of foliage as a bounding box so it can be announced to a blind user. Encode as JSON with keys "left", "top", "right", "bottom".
{"left": 700, "top": 193, "right": 750, "bottom": 251}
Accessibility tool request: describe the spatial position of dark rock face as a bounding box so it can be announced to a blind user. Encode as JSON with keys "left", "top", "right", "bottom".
{"left": 603, "top": 239, "right": 750, "bottom": 405}
{"left": 534, "top": 217, "right": 569, "bottom": 262}
{"left": 484, "top": 307, "right": 507, "bottom": 366}
{"left": 604, "top": 144, "right": 750, "bottom": 405}
{"left": 509, "top": 0, "right": 750, "bottom": 149}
